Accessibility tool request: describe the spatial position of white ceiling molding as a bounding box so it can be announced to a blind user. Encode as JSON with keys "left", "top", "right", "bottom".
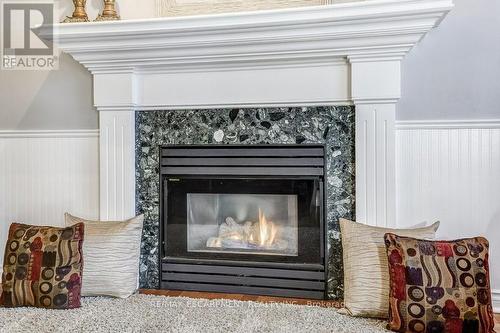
{"left": 42, "top": 0, "right": 452, "bottom": 226}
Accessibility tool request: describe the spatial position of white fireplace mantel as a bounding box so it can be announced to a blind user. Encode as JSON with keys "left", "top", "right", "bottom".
{"left": 43, "top": 0, "right": 453, "bottom": 225}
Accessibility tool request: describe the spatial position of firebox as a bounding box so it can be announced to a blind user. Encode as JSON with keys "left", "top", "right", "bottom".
{"left": 160, "top": 145, "right": 327, "bottom": 299}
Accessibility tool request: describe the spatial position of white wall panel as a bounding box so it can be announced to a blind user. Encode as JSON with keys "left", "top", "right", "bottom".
{"left": 396, "top": 121, "right": 500, "bottom": 310}
{"left": 1, "top": 124, "right": 499, "bottom": 312}
{"left": 0, "top": 131, "right": 100, "bottom": 271}
{"left": 99, "top": 111, "right": 136, "bottom": 221}
{"left": 355, "top": 103, "right": 396, "bottom": 227}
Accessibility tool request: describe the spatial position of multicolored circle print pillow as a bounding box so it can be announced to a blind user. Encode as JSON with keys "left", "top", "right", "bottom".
{"left": 384, "top": 234, "right": 495, "bottom": 333}
{"left": 0, "top": 222, "right": 84, "bottom": 309}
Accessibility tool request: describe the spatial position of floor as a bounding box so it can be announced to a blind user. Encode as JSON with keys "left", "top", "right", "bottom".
{"left": 0, "top": 284, "right": 498, "bottom": 328}
{"left": 142, "top": 289, "right": 500, "bottom": 331}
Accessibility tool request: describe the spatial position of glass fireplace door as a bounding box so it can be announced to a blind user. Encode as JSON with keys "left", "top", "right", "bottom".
{"left": 187, "top": 193, "right": 298, "bottom": 256}
{"left": 164, "top": 177, "right": 322, "bottom": 264}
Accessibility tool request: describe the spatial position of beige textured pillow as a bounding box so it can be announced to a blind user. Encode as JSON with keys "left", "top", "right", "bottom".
{"left": 339, "top": 218, "right": 439, "bottom": 318}
{"left": 65, "top": 213, "right": 144, "bottom": 298}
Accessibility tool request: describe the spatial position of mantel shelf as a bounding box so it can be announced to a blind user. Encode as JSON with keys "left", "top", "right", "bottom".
{"left": 41, "top": 0, "right": 453, "bottom": 74}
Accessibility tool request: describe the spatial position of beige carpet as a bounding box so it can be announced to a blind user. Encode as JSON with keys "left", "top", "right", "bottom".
{"left": 0, "top": 293, "right": 388, "bottom": 332}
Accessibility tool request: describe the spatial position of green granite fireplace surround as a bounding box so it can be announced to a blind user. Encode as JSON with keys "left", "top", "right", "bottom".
{"left": 135, "top": 106, "right": 355, "bottom": 299}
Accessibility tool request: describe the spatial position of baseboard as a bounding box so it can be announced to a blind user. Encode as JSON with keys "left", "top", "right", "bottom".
{"left": 396, "top": 119, "right": 500, "bottom": 130}
{"left": 493, "top": 289, "right": 500, "bottom": 313}
{"left": 0, "top": 129, "right": 99, "bottom": 138}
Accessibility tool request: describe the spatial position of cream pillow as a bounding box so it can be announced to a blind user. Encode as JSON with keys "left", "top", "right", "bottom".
{"left": 65, "top": 213, "right": 144, "bottom": 298}
{"left": 339, "top": 218, "right": 439, "bottom": 318}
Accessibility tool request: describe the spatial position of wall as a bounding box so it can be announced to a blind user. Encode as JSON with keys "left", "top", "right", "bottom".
{"left": 395, "top": 121, "right": 500, "bottom": 311}
{"left": 0, "top": 53, "right": 96, "bottom": 129}
{"left": 1, "top": 0, "right": 499, "bottom": 130}
{"left": 0, "top": 0, "right": 157, "bottom": 131}
{"left": 0, "top": 131, "right": 100, "bottom": 271}
{"left": 395, "top": 0, "right": 500, "bottom": 311}
{"left": 3, "top": 0, "right": 498, "bottom": 129}
{"left": 398, "top": 0, "right": 500, "bottom": 120}
{"left": 0, "top": 0, "right": 361, "bottom": 130}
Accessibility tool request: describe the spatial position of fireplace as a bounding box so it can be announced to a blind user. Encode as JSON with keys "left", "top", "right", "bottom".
{"left": 47, "top": 0, "right": 453, "bottom": 298}
{"left": 160, "top": 145, "right": 327, "bottom": 299}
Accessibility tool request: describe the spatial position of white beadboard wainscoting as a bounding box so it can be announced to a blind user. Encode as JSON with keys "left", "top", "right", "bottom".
{"left": 0, "top": 130, "right": 100, "bottom": 273}
{"left": 0, "top": 122, "right": 499, "bottom": 311}
{"left": 396, "top": 119, "right": 500, "bottom": 312}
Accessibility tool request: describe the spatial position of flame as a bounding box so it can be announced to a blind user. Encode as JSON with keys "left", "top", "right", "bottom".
{"left": 258, "top": 208, "right": 278, "bottom": 247}
{"left": 206, "top": 208, "right": 283, "bottom": 250}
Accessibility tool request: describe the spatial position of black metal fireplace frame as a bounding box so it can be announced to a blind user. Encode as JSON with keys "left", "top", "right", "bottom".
{"left": 158, "top": 144, "right": 328, "bottom": 299}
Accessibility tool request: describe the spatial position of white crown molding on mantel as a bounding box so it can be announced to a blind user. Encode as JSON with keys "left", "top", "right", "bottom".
{"left": 42, "top": 0, "right": 452, "bottom": 224}
{"left": 41, "top": 0, "right": 453, "bottom": 75}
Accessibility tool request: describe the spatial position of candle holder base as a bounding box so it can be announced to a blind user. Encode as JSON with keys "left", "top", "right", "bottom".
{"left": 94, "top": 14, "right": 121, "bottom": 21}
{"left": 62, "top": 16, "right": 89, "bottom": 23}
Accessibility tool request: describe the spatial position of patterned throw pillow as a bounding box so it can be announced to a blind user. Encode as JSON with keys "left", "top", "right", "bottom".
{"left": 0, "top": 222, "right": 84, "bottom": 309}
{"left": 384, "top": 234, "right": 495, "bottom": 333}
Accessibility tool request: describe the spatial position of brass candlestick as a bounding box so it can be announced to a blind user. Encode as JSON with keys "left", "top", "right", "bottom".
{"left": 62, "top": 0, "right": 89, "bottom": 23}
{"left": 95, "top": 0, "right": 121, "bottom": 21}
